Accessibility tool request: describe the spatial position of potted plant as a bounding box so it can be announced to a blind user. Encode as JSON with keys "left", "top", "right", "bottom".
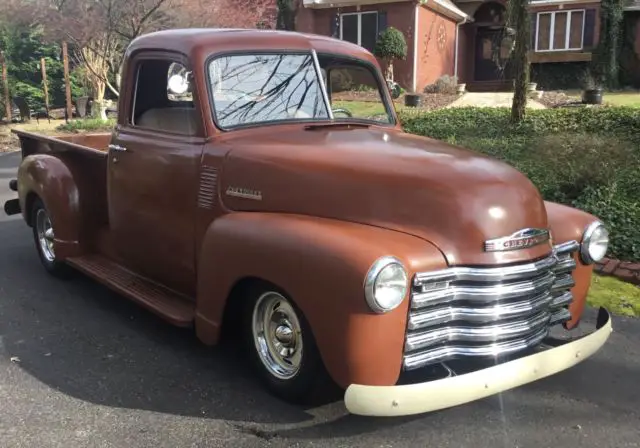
{"left": 581, "top": 71, "right": 603, "bottom": 105}
{"left": 374, "top": 27, "right": 408, "bottom": 100}
{"left": 456, "top": 83, "right": 466, "bottom": 95}
{"left": 404, "top": 90, "right": 423, "bottom": 107}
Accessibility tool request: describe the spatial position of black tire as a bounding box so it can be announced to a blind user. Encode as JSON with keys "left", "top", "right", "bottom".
{"left": 31, "top": 198, "right": 73, "bottom": 279}
{"left": 242, "top": 282, "right": 333, "bottom": 405}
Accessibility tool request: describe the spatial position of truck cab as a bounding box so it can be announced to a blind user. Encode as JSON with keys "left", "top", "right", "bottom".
{"left": 4, "top": 28, "right": 612, "bottom": 417}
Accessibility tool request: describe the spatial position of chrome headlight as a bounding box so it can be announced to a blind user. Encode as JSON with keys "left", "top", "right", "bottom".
{"left": 580, "top": 221, "right": 609, "bottom": 264}
{"left": 364, "top": 256, "right": 408, "bottom": 313}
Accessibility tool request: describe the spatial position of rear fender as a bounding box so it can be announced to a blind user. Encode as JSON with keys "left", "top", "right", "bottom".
{"left": 17, "top": 154, "right": 82, "bottom": 259}
{"left": 545, "top": 200, "right": 602, "bottom": 329}
{"left": 195, "top": 212, "right": 447, "bottom": 388}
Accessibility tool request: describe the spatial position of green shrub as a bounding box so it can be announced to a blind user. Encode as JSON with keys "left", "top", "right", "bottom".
{"left": 423, "top": 75, "right": 459, "bottom": 94}
{"left": 398, "top": 107, "right": 640, "bottom": 261}
{"left": 374, "top": 27, "right": 408, "bottom": 62}
{"left": 56, "top": 118, "right": 116, "bottom": 133}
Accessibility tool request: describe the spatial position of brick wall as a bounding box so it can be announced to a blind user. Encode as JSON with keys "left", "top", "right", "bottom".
{"left": 416, "top": 6, "right": 457, "bottom": 91}
{"left": 299, "top": 3, "right": 417, "bottom": 90}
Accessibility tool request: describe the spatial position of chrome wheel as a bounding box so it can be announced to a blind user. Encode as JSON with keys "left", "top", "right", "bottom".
{"left": 252, "top": 292, "right": 303, "bottom": 380}
{"left": 36, "top": 208, "right": 55, "bottom": 262}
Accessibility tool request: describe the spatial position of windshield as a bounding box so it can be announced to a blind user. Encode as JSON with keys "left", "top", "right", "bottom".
{"left": 208, "top": 51, "right": 394, "bottom": 129}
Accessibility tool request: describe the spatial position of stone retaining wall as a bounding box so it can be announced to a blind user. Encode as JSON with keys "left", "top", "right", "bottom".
{"left": 595, "top": 258, "right": 640, "bottom": 286}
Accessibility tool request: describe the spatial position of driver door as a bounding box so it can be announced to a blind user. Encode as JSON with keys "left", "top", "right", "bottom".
{"left": 107, "top": 52, "right": 205, "bottom": 296}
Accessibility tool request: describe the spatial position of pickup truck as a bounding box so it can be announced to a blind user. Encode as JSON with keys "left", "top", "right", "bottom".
{"left": 4, "top": 28, "right": 613, "bottom": 417}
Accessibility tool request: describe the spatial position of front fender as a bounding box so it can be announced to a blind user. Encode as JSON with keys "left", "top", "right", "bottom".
{"left": 17, "top": 154, "right": 82, "bottom": 259}
{"left": 545, "top": 200, "right": 601, "bottom": 329}
{"left": 195, "top": 212, "right": 447, "bottom": 389}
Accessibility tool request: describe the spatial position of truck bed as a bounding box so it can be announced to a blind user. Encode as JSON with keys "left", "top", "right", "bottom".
{"left": 12, "top": 129, "right": 111, "bottom": 158}
{"left": 13, "top": 129, "right": 111, "bottom": 251}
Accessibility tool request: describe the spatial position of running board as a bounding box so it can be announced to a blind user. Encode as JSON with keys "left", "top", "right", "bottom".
{"left": 66, "top": 255, "right": 195, "bottom": 327}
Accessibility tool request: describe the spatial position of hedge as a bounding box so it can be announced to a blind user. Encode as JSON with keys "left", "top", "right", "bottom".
{"left": 398, "top": 107, "right": 640, "bottom": 261}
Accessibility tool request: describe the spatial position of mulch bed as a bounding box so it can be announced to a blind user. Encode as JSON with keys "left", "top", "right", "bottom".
{"left": 332, "top": 91, "right": 459, "bottom": 111}
{"left": 537, "top": 91, "right": 583, "bottom": 108}
{"left": 410, "top": 93, "right": 459, "bottom": 111}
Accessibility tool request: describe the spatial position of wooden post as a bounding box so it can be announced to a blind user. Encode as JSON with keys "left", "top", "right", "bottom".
{"left": 62, "top": 41, "right": 73, "bottom": 121}
{"left": 0, "top": 51, "right": 11, "bottom": 122}
{"left": 40, "top": 57, "right": 50, "bottom": 117}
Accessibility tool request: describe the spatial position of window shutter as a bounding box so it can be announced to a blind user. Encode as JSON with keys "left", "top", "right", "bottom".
{"left": 583, "top": 9, "right": 596, "bottom": 48}
{"left": 331, "top": 13, "right": 341, "bottom": 38}
{"left": 530, "top": 13, "right": 537, "bottom": 49}
{"left": 377, "top": 11, "right": 388, "bottom": 36}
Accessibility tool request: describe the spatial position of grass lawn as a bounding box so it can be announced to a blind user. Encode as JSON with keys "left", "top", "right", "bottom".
{"left": 603, "top": 91, "right": 640, "bottom": 107}
{"left": 561, "top": 89, "right": 640, "bottom": 107}
{"left": 332, "top": 100, "right": 389, "bottom": 118}
{"left": 588, "top": 274, "right": 640, "bottom": 317}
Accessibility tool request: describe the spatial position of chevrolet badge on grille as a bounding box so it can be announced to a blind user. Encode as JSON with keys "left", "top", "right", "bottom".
{"left": 484, "top": 228, "right": 550, "bottom": 252}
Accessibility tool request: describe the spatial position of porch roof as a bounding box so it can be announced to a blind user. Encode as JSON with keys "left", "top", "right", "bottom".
{"left": 302, "top": 0, "right": 470, "bottom": 21}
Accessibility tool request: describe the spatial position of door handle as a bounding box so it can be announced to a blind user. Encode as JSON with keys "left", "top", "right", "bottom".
{"left": 109, "top": 144, "right": 128, "bottom": 152}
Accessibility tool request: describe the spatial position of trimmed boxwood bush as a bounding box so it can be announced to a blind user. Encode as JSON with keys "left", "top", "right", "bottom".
{"left": 398, "top": 107, "right": 640, "bottom": 261}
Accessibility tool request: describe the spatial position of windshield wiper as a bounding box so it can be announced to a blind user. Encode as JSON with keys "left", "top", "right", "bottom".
{"left": 304, "top": 122, "right": 371, "bottom": 130}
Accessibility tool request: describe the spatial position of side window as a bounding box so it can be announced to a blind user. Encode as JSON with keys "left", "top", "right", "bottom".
{"left": 328, "top": 66, "right": 390, "bottom": 123}
{"left": 131, "top": 59, "right": 198, "bottom": 136}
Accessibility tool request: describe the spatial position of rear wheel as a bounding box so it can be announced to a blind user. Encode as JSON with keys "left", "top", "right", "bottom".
{"left": 243, "top": 284, "right": 330, "bottom": 405}
{"left": 31, "top": 198, "right": 72, "bottom": 278}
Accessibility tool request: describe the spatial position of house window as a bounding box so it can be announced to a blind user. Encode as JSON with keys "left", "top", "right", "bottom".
{"left": 340, "top": 11, "right": 379, "bottom": 52}
{"left": 535, "top": 10, "right": 585, "bottom": 51}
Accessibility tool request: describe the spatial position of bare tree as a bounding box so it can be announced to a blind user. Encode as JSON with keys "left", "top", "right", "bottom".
{"left": 3, "top": 0, "right": 278, "bottom": 119}
{"left": 172, "top": 0, "right": 276, "bottom": 29}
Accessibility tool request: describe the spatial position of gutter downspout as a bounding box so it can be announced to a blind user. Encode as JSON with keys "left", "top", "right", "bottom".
{"left": 454, "top": 16, "right": 468, "bottom": 79}
{"left": 412, "top": 1, "right": 421, "bottom": 93}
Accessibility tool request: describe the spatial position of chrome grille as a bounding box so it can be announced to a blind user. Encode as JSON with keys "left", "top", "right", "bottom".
{"left": 403, "top": 241, "right": 579, "bottom": 371}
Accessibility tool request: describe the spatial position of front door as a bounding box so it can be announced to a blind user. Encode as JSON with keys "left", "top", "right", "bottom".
{"left": 474, "top": 28, "right": 513, "bottom": 81}
{"left": 107, "top": 53, "right": 205, "bottom": 296}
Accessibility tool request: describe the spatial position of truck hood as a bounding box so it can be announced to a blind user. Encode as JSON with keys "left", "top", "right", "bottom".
{"left": 218, "top": 125, "right": 551, "bottom": 266}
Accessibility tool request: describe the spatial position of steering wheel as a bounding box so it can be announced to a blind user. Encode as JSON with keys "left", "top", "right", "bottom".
{"left": 367, "top": 113, "right": 391, "bottom": 123}
{"left": 332, "top": 108, "right": 353, "bottom": 118}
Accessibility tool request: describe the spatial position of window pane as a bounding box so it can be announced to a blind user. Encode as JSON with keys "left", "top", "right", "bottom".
{"left": 569, "top": 11, "right": 584, "bottom": 48}
{"left": 360, "top": 13, "right": 378, "bottom": 52}
{"left": 537, "top": 14, "right": 551, "bottom": 50}
{"left": 553, "top": 12, "right": 568, "bottom": 50}
{"left": 209, "top": 54, "right": 329, "bottom": 128}
{"left": 329, "top": 66, "right": 390, "bottom": 123}
{"left": 342, "top": 15, "right": 358, "bottom": 45}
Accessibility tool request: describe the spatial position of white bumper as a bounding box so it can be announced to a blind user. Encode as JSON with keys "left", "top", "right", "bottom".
{"left": 344, "top": 308, "right": 613, "bottom": 417}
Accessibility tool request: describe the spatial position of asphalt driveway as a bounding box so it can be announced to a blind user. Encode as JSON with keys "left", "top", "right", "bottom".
{"left": 1, "top": 150, "right": 639, "bottom": 447}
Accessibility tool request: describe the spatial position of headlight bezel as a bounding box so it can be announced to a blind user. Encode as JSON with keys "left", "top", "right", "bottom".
{"left": 580, "top": 220, "right": 609, "bottom": 264}
{"left": 364, "top": 256, "right": 409, "bottom": 314}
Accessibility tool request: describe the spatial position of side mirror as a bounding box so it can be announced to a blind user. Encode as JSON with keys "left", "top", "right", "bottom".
{"left": 168, "top": 74, "right": 189, "bottom": 95}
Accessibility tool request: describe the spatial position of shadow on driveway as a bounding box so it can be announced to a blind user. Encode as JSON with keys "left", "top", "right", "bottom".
{"left": 1, "top": 216, "right": 639, "bottom": 443}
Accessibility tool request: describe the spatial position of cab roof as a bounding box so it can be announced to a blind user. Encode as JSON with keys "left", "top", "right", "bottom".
{"left": 127, "top": 28, "right": 376, "bottom": 62}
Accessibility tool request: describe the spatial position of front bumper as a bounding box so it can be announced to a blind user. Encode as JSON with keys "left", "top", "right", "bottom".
{"left": 344, "top": 307, "right": 613, "bottom": 417}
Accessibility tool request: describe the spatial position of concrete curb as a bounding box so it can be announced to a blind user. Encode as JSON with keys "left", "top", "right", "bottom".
{"left": 595, "top": 257, "right": 640, "bottom": 286}
{"left": 0, "top": 150, "right": 19, "bottom": 157}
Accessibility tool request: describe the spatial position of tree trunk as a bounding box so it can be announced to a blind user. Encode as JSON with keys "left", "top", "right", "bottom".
{"left": 91, "top": 79, "right": 108, "bottom": 121}
{"left": 510, "top": 0, "right": 530, "bottom": 124}
{"left": 277, "top": 0, "right": 298, "bottom": 31}
{"left": 591, "top": 0, "right": 624, "bottom": 89}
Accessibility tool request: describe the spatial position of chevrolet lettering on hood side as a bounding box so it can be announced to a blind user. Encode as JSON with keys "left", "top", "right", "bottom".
{"left": 3, "top": 28, "right": 613, "bottom": 418}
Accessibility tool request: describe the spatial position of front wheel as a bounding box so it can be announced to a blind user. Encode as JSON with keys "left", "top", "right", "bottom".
{"left": 31, "top": 198, "right": 72, "bottom": 278}
{"left": 243, "top": 284, "right": 330, "bottom": 405}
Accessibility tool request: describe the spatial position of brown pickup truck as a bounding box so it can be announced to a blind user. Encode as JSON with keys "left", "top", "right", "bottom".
{"left": 4, "top": 28, "right": 613, "bottom": 417}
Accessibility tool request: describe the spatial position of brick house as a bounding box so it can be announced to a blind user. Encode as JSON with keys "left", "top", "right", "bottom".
{"left": 295, "top": 0, "right": 617, "bottom": 92}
